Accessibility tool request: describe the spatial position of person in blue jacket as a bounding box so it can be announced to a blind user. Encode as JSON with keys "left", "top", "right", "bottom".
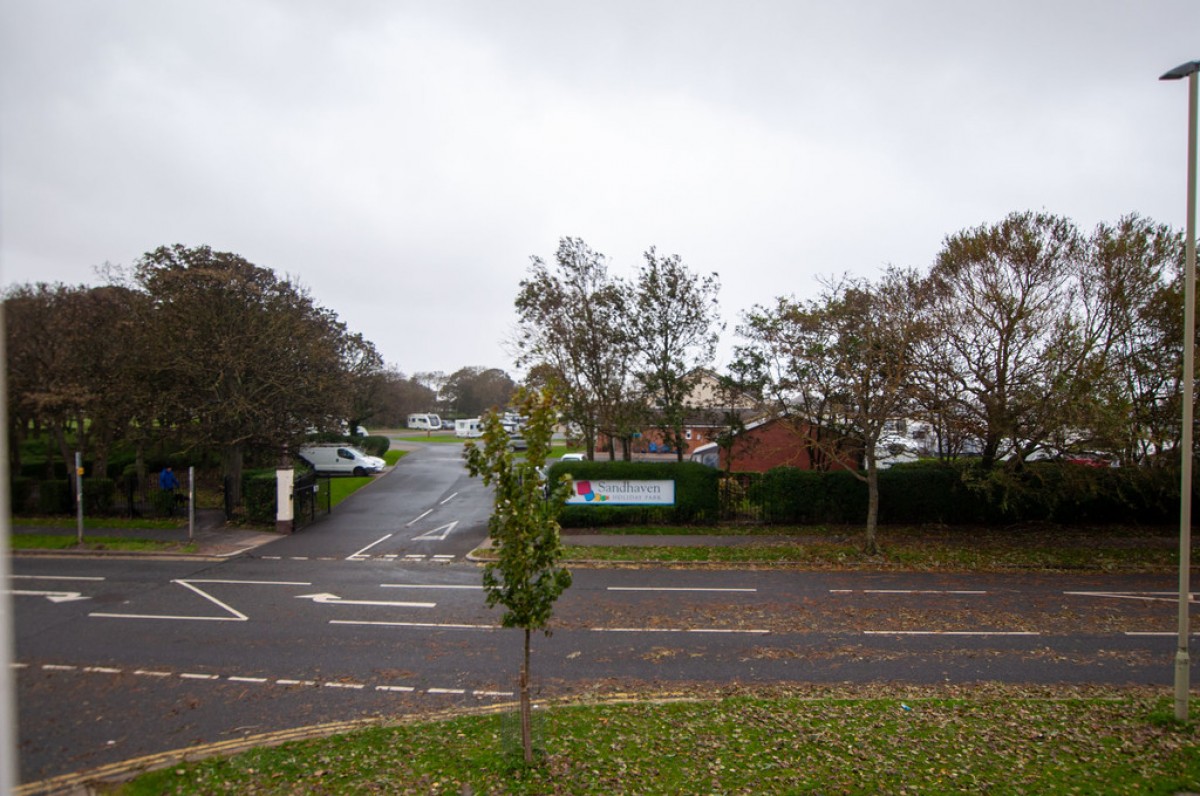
{"left": 158, "top": 466, "right": 180, "bottom": 515}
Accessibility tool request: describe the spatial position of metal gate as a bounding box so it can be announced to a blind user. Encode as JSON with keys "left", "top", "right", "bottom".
{"left": 292, "top": 471, "right": 331, "bottom": 530}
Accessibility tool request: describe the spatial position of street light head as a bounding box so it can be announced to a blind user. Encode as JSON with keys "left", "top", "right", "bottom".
{"left": 1160, "top": 60, "right": 1200, "bottom": 81}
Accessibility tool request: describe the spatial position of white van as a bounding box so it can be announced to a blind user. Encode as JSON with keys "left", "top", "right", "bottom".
{"left": 298, "top": 444, "right": 385, "bottom": 476}
{"left": 455, "top": 418, "right": 483, "bottom": 438}
{"left": 407, "top": 413, "right": 442, "bottom": 431}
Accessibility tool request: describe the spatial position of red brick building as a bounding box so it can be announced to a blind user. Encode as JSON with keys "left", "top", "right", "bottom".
{"left": 690, "top": 416, "right": 860, "bottom": 473}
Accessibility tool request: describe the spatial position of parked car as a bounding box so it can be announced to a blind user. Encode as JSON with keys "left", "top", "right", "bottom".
{"left": 298, "top": 444, "right": 385, "bottom": 476}
{"left": 560, "top": 452, "right": 586, "bottom": 462}
{"left": 508, "top": 435, "right": 528, "bottom": 451}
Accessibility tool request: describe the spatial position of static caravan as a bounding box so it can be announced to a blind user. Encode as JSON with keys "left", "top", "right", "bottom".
{"left": 406, "top": 413, "right": 442, "bottom": 431}
{"left": 455, "top": 418, "right": 483, "bottom": 438}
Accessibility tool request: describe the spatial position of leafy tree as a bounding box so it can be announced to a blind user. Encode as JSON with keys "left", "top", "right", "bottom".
{"left": 442, "top": 366, "right": 517, "bottom": 417}
{"left": 1078, "top": 215, "right": 1183, "bottom": 465}
{"left": 514, "top": 238, "right": 630, "bottom": 459}
{"left": 923, "top": 212, "right": 1096, "bottom": 468}
{"left": 338, "top": 332, "right": 386, "bottom": 434}
{"left": 734, "top": 270, "right": 929, "bottom": 553}
{"left": 373, "top": 369, "right": 438, "bottom": 427}
{"left": 630, "top": 248, "right": 722, "bottom": 462}
{"left": 463, "top": 387, "right": 572, "bottom": 764}
{"left": 4, "top": 283, "right": 141, "bottom": 480}
{"left": 132, "top": 245, "right": 348, "bottom": 497}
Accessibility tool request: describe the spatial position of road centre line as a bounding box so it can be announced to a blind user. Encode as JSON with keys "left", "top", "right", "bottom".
{"left": 440, "top": 492, "right": 458, "bottom": 505}
{"left": 829, "top": 589, "right": 987, "bottom": 595}
{"left": 381, "top": 583, "right": 484, "bottom": 590}
{"left": 1065, "top": 590, "right": 1197, "bottom": 603}
{"left": 606, "top": 587, "right": 757, "bottom": 593}
{"left": 12, "top": 574, "right": 105, "bottom": 582}
{"left": 863, "top": 630, "right": 1040, "bottom": 636}
{"left": 590, "top": 627, "right": 771, "bottom": 634}
{"left": 346, "top": 534, "right": 393, "bottom": 560}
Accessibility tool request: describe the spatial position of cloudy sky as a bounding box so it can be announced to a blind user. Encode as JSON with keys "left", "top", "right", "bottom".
{"left": 2, "top": 1, "right": 1198, "bottom": 376}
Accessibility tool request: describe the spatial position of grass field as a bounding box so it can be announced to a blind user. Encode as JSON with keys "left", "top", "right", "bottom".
{"left": 116, "top": 689, "right": 1200, "bottom": 795}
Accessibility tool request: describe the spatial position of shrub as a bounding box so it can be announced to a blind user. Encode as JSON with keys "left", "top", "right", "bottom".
{"left": 242, "top": 469, "right": 277, "bottom": 524}
{"left": 83, "top": 478, "right": 115, "bottom": 514}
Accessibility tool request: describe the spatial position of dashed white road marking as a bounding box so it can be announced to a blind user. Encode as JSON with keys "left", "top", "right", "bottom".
{"left": 439, "top": 492, "right": 458, "bottom": 505}
{"left": 22, "top": 662, "right": 512, "bottom": 699}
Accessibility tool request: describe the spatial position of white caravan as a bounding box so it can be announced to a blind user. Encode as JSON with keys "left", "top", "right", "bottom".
{"left": 455, "top": 418, "right": 483, "bottom": 438}
{"left": 406, "top": 413, "right": 442, "bottom": 430}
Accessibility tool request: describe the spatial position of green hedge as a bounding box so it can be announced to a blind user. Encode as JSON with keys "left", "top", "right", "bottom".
{"left": 550, "top": 460, "right": 719, "bottom": 527}
{"left": 36, "top": 480, "right": 73, "bottom": 514}
{"left": 242, "top": 469, "right": 278, "bottom": 524}
{"left": 747, "top": 461, "right": 1183, "bottom": 526}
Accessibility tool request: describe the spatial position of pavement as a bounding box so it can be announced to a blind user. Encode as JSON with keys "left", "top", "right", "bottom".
{"left": 9, "top": 509, "right": 785, "bottom": 559}
{"left": 10, "top": 508, "right": 284, "bottom": 559}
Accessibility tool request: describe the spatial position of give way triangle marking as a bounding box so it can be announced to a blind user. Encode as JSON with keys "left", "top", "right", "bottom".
{"left": 411, "top": 521, "right": 458, "bottom": 542}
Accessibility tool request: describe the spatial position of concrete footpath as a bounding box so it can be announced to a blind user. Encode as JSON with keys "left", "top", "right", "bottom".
{"left": 9, "top": 513, "right": 790, "bottom": 559}
{"left": 10, "top": 508, "right": 282, "bottom": 558}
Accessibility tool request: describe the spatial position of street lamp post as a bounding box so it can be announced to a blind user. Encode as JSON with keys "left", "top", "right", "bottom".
{"left": 1161, "top": 58, "right": 1199, "bottom": 723}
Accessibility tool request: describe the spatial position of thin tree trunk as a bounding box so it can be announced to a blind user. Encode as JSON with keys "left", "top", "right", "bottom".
{"left": 865, "top": 462, "right": 879, "bottom": 555}
{"left": 521, "top": 627, "right": 533, "bottom": 764}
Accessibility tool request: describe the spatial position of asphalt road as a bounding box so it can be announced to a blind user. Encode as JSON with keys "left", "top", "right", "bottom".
{"left": 10, "top": 443, "right": 1199, "bottom": 788}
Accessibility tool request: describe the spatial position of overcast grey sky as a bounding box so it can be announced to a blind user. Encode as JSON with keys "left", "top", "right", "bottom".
{"left": 2, "top": 1, "right": 1198, "bottom": 376}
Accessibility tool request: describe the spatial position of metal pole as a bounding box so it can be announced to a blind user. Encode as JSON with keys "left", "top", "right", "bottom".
{"left": 188, "top": 466, "right": 195, "bottom": 542}
{"left": 75, "top": 451, "right": 84, "bottom": 545}
{"left": 0, "top": 305, "right": 19, "bottom": 795}
{"left": 1177, "top": 68, "right": 1198, "bottom": 723}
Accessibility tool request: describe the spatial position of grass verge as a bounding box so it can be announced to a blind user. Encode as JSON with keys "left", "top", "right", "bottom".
{"left": 116, "top": 690, "right": 1199, "bottom": 795}
{"left": 556, "top": 524, "right": 1186, "bottom": 573}
{"left": 9, "top": 534, "right": 197, "bottom": 553}
{"left": 12, "top": 516, "right": 185, "bottom": 531}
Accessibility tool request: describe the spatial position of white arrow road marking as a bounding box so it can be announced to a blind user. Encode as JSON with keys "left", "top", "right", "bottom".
{"left": 411, "top": 521, "right": 458, "bottom": 542}
{"left": 5, "top": 589, "right": 90, "bottom": 603}
{"left": 90, "top": 579, "right": 311, "bottom": 622}
{"left": 295, "top": 592, "right": 435, "bottom": 608}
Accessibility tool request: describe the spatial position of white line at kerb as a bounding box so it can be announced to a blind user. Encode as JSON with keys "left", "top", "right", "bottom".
{"left": 346, "top": 534, "right": 393, "bottom": 560}
{"left": 606, "top": 587, "right": 757, "bottom": 593}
